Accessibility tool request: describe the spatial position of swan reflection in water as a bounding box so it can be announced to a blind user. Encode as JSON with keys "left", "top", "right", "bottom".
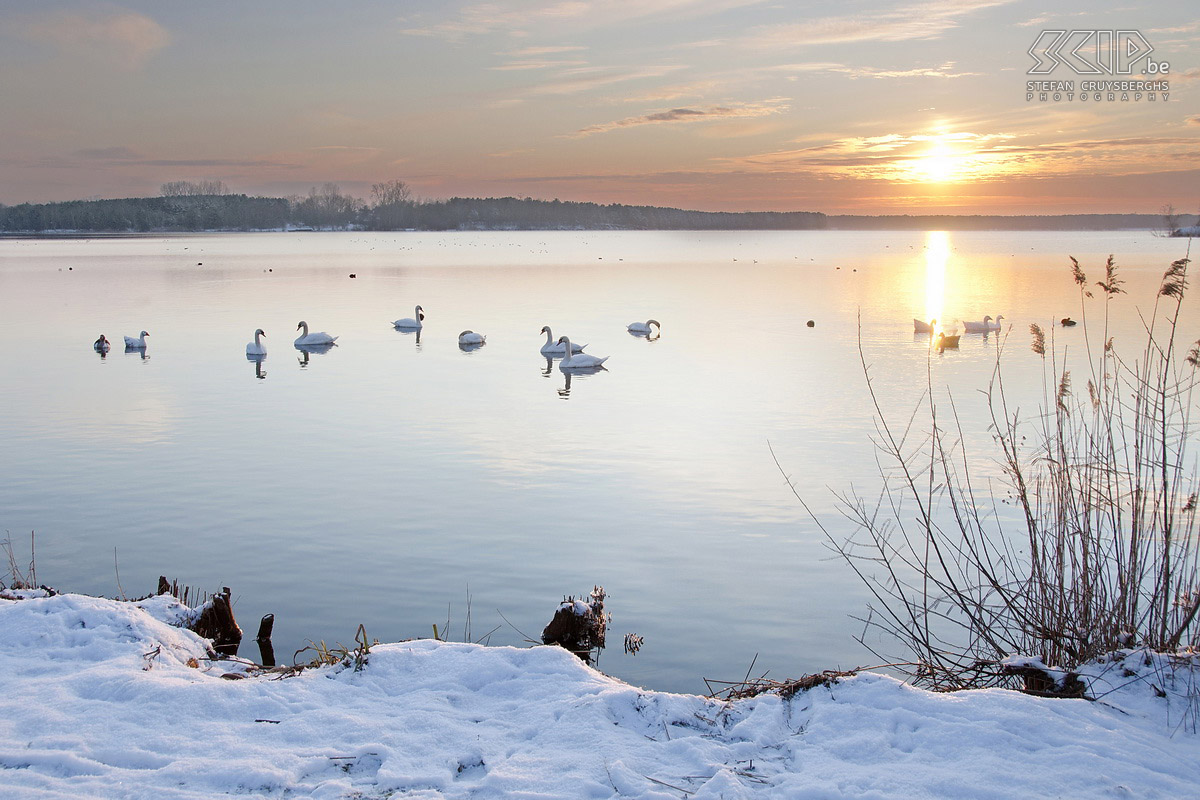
{"left": 556, "top": 364, "right": 607, "bottom": 399}
{"left": 124, "top": 344, "right": 150, "bottom": 360}
{"left": 393, "top": 326, "right": 422, "bottom": 349}
{"left": 245, "top": 352, "right": 267, "bottom": 379}
{"left": 295, "top": 341, "right": 337, "bottom": 368}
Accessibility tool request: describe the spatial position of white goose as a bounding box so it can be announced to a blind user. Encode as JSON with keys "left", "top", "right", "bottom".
{"left": 124, "top": 330, "right": 149, "bottom": 348}
{"left": 93, "top": 335, "right": 111, "bottom": 352}
{"left": 627, "top": 319, "right": 661, "bottom": 335}
{"left": 393, "top": 305, "right": 424, "bottom": 329}
{"left": 294, "top": 320, "right": 338, "bottom": 346}
{"left": 913, "top": 318, "right": 936, "bottom": 334}
{"left": 246, "top": 328, "right": 267, "bottom": 356}
{"left": 963, "top": 314, "right": 1004, "bottom": 333}
{"left": 559, "top": 337, "right": 608, "bottom": 369}
{"left": 540, "top": 326, "right": 585, "bottom": 355}
{"left": 458, "top": 330, "right": 486, "bottom": 345}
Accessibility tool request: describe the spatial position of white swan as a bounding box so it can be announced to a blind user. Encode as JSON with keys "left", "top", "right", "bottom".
{"left": 963, "top": 314, "right": 1004, "bottom": 333}
{"left": 124, "top": 331, "right": 149, "bottom": 348}
{"left": 913, "top": 318, "right": 936, "bottom": 334}
{"left": 93, "top": 335, "right": 110, "bottom": 352}
{"left": 246, "top": 328, "right": 267, "bottom": 356}
{"left": 627, "top": 319, "right": 661, "bottom": 335}
{"left": 559, "top": 337, "right": 608, "bottom": 368}
{"left": 458, "top": 330, "right": 486, "bottom": 345}
{"left": 295, "top": 320, "right": 338, "bottom": 346}
{"left": 393, "top": 305, "right": 424, "bottom": 329}
{"left": 540, "top": 326, "right": 585, "bottom": 355}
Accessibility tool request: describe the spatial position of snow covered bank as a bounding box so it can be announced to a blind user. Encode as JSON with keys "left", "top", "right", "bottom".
{"left": 1, "top": 592, "right": 1197, "bottom": 798}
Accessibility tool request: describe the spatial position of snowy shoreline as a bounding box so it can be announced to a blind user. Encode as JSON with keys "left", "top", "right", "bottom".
{"left": 2, "top": 589, "right": 1198, "bottom": 798}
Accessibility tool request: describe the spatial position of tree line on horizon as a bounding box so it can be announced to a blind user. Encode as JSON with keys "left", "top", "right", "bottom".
{"left": 0, "top": 179, "right": 827, "bottom": 233}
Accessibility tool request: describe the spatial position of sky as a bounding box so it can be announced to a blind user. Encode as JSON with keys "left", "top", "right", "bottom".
{"left": 0, "top": 0, "right": 1196, "bottom": 213}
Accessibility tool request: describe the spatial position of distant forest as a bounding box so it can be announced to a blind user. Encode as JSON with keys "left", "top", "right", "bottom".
{"left": 0, "top": 180, "right": 1188, "bottom": 233}
{"left": 0, "top": 180, "right": 824, "bottom": 233}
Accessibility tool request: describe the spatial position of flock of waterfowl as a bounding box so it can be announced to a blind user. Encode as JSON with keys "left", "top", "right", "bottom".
{"left": 91, "top": 309, "right": 664, "bottom": 371}
{"left": 914, "top": 313, "right": 1079, "bottom": 351}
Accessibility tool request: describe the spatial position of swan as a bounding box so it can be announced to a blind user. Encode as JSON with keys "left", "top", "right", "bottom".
{"left": 458, "top": 330, "right": 486, "bottom": 345}
{"left": 393, "top": 305, "right": 424, "bottom": 329}
{"left": 914, "top": 318, "right": 936, "bottom": 334}
{"left": 124, "top": 330, "right": 149, "bottom": 348}
{"left": 246, "top": 328, "right": 267, "bottom": 356}
{"left": 963, "top": 315, "right": 1004, "bottom": 333}
{"left": 627, "top": 319, "right": 661, "bottom": 335}
{"left": 559, "top": 337, "right": 608, "bottom": 368}
{"left": 93, "top": 335, "right": 110, "bottom": 352}
{"left": 295, "top": 320, "right": 338, "bottom": 346}
{"left": 540, "top": 326, "right": 585, "bottom": 355}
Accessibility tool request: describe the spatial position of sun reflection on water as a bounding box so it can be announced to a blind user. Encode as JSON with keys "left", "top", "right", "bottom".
{"left": 924, "top": 231, "right": 949, "bottom": 335}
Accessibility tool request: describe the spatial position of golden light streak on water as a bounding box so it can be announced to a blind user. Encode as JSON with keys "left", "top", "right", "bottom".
{"left": 924, "top": 230, "right": 949, "bottom": 335}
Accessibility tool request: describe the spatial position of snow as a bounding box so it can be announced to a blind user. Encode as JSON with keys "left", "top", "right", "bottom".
{"left": 2, "top": 592, "right": 1198, "bottom": 798}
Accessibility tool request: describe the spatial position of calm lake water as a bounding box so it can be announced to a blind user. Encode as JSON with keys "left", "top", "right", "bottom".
{"left": 0, "top": 230, "right": 1193, "bottom": 692}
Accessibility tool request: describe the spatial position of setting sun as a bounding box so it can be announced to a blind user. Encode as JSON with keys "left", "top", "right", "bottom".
{"left": 908, "top": 140, "right": 963, "bottom": 183}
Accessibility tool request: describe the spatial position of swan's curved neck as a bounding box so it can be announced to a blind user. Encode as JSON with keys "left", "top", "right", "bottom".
{"left": 299, "top": 321, "right": 309, "bottom": 336}
{"left": 254, "top": 330, "right": 263, "bottom": 346}
{"left": 544, "top": 328, "right": 554, "bottom": 346}
{"left": 561, "top": 337, "right": 573, "bottom": 357}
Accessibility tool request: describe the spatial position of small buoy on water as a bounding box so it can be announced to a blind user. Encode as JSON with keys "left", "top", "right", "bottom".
{"left": 349, "top": 273, "right": 357, "bottom": 278}
{"left": 806, "top": 320, "right": 815, "bottom": 328}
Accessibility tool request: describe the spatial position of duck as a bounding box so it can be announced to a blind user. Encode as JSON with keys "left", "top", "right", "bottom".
{"left": 1061, "top": 317, "right": 1077, "bottom": 327}
{"left": 458, "top": 330, "right": 486, "bottom": 346}
{"left": 540, "top": 326, "right": 585, "bottom": 355}
{"left": 559, "top": 337, "right": 608, "bottom": 369}
{"left": 93, "top": 335, "right": 110, "bottom": 352}
{"left": 627, "top": 319, "right": 661, "bottom": 335}
{"left": 913, "top": 318, "right": 936, "bottom": 334}
{"left": 294, "top": 320, "right": 338, "bottom": 346}
{"left": 246, "top": 328, "right": 267, "bottom": 356}
{"left": 936, "top": 332, "right": 961, "bottom": 349}
{"left": 124, "top": 330, "right": 149, "bottom": 348}
{"left": 393, "top": 305, "right": 424, "bottom": 329}
{"left": 962, "top": 314, "right": 1004, "bottom": 333}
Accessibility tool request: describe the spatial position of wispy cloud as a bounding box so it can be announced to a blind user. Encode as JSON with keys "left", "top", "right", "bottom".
{"left": 499, "top": 64, "right": 686, "bottom": 103}
{"left": 746, "top": 0, "right": 1014, "bottom": 47}
{"left": 18, "top": 9, "right": 170, "bottom": 69}
{"left": 1183, "top": 116, "right": 1200, "bottom": 127}
{"left": 771, "top": 61, "right": 978, "bottom": 79}
{"left": 491, "top": 59, "right": 589, "bottom": 71}
{"left": 400, "top": 0, "right": 762, "bottom": 41}
{"left": 570, "top": 100, "right": 788, "bottom": 137}
{"left": 503, "top": 45, "right": 588, "bottom": 56}
{"left": 75, "top": 146, "right": 142, "bottom": 160}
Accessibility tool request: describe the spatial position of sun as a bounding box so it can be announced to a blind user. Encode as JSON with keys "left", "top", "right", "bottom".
{"left": 908, "top": 140, "right": 961, "bottom": 183}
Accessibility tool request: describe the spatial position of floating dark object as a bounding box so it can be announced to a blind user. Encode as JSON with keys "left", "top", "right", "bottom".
{"left": 1061, "top": 318, "right": 1077, "bottom": 326}
{"left": 349, "top": 273, "right": 356, "bottom": 278}
{"left": 806, "top": 320, "right": 815, "bottom": 328}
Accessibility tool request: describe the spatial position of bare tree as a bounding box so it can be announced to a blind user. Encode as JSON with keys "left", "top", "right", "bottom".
{"left": 370, "top": 179, "right": 413, "bottom": 207}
